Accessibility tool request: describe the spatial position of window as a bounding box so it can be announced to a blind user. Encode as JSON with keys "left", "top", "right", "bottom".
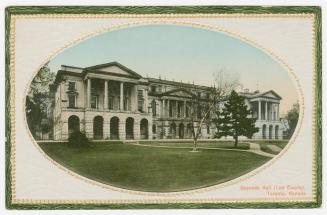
{"left": 138, "top": 90, "right": 144, "bottom": 112}
{"left": 151, "top": 86, "right": 156, "bottom": 93}
{"left": 68, "top": 94, "right": 76, "bottom": 108}
{"left": 124, "top": 96, "right": 129, "bottom": 111}
{"left": 91, "top": 96, "right": 98, "bottom": 109}
{"left": 108, "top": 96, "right": 113, "bottom": 110}
{"left": 169, "top": 102, "right": 173, "bottom": 117}
{"left": 152, "top": 124, "right": 156, "bottom": 133}
{"left": 68, "top": 82, "right": 76, "bottom": 91}
{"left": 177, "top": 102, "right": 182, "bottom": 117}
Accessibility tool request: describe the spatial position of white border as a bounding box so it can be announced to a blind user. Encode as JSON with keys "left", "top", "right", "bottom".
{"left": 1, "top": 0, "right": 326, "bottom": 215}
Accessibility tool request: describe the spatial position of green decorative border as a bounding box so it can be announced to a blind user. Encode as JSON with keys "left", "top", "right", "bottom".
{"left": 5, "top": 6, "right": 322, "bottom": 209}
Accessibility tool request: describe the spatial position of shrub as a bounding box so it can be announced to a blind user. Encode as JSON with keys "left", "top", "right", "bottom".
{"left": 68, "top": 131, "right": 90, "bottom": 147}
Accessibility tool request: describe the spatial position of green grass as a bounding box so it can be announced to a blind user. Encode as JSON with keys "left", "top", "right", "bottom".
{"left": 39, "top": 143, "right": 270, "bottom": 192}
{"left": 138, "top": 141, "right": 250, "bottom": 150}
{"left": 255, "top": 140, "right": 289, "bottom": 155}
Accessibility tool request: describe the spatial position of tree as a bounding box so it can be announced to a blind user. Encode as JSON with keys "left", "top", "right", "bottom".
{"left": 26, "top": 63, "right": 55, "bottom": 138}
{"left": 213, "top": 91, "right": 259, "bottom": 147}
{"left": 186, "top": 69, "right": 239, "bottom": 151}
{"left": 284, "top": 103, "right": 299, "bottom": 138}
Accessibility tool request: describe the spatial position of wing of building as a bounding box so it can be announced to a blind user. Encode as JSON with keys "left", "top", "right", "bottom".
{"left": 49, "top": 62, "right": 285, "bottom": 141}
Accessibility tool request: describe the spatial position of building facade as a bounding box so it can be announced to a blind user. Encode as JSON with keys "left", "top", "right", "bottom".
{"left": 51, "top": 62, "right": 285, "bottom": 141}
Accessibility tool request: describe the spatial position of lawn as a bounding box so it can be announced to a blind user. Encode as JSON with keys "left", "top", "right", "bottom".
{"left": 39, "top": 142, "right": 270, "bottom": 192}
{"left": 254, "top": 140, "right": 289, "bottom": 155}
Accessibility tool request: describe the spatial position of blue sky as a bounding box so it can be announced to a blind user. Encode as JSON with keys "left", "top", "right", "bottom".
{"left": 48, "top": 24, "right": 298, "bottom": 114}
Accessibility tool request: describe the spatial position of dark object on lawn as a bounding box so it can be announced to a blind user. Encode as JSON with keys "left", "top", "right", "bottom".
{"left": 68, "top": 131, "right": 90, "bottom": 147}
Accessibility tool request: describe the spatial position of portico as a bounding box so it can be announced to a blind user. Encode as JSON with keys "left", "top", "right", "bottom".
{"left": 85, "top": 78, "right": 141, "bottom": 112}
{"left": 254, "top": 99, "right": 279, "bottom": 121}
{"left": 245, "top": 90, "right": 283, "bottom": 140}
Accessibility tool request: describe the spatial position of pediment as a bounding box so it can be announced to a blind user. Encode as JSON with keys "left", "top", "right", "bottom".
{"left": 260, "top": 90, "right": 282, "bottom": 100}
{"left": 97, "top": 65, "right": 131, "bottom": 75}
{"left": 84, "top": 62, "right": 142, "bottom": 79}
{"left": 263, "top": 92, "right": 276, "bottom": 98}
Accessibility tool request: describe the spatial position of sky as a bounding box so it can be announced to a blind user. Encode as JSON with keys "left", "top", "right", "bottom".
{"left": 48, "top": 24, "right": 298, "bottom": 115}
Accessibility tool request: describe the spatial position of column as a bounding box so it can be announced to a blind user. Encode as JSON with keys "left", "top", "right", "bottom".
{"left": 156, "top": 100, "right": 160, "bottom": 117}
{"left": 271, "top": 103, "right": 274, "bottom": 121}
{"left": 167, "top": 100, "right": 170, "bottom": 117}
{"left": 132, "top": 85, "right": 138, "bottom": 111}
{"left": 144, "top": 89, "right": 148, "bottom": 113}
{"left": 162, "top": 99, "right": 165, "bottom": 117}
{"left": 173, "top": 100, "right": 177, "bottom": 117}
{"left": 277, "top": 104, "right": 279, "bottom": 120}
{"left": 120, "top": 82, "right": 124, "bottom": 111}
{"left": 265, "top": 101, "right": 268, "bottom": 120}
{"left": 87, "top": 78, "right": 91, "bottom": 108}
{"left": 184, "top": 101, "right": 187, "bottom": 117}
{"left": 258, "top": 100, "right": 261, "bottom": 120}
{"left": 104, "top": 80, "right": 108, "bottom": 109}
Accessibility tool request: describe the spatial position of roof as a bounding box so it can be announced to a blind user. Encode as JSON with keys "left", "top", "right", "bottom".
{"left": 157, "top": 88, "right": 196, "bottom": 98}
{"left": 239, "top": 90, "right": 282, "bottom": 100}
{"left": 147, "top": 77, "right": 211, "bottom": 90}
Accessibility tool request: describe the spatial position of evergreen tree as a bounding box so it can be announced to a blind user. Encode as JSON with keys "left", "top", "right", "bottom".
{"left": 213, "top": 91, "right": 259, "bottom": 147}
{"left": 284, "top": 103, "right": 299, "bottom": 138}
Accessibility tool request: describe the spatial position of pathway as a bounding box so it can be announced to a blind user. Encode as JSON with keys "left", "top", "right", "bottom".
{"left": 129, "top": 142, "right": 276, "bottom": 158}
{"left": 246, "top": 142, "right": 275, "bottom": 158}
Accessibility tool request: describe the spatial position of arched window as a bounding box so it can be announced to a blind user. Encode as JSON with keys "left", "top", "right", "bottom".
{"left": 68, "top": 115, "right": 80, "bottom": 135}
{"left": 140, "top": 119, "right": 149, "bottom": 139}
{"left": 178, "top": 123, "right": 184, "bottom": 139}
{"left": 93, "top": 116, "right": 103, "bottom": 139}
{"left": 126, "top": 117, "right": 134, "bottom": 140}
{"left": 110, "top": 117, "right": 119, "bottom": 139}
{"left": 152, "top": 124, "right": 156, "bottom": 133}
{"left": 262, "top": 124, "right": 267, "bottom": 139}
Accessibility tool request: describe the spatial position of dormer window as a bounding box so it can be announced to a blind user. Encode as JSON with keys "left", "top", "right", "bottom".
{"left": 68, "top": 82, "right": 76, "bottom": 91}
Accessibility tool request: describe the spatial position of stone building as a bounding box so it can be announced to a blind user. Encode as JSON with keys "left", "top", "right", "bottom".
{"left": 50, "top": 62, "right": 285, "bottom": 140}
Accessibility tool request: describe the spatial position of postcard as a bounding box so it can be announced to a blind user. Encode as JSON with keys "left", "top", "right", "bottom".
{"left": 5, "top": 6, "right": 322, "bottom": 209}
